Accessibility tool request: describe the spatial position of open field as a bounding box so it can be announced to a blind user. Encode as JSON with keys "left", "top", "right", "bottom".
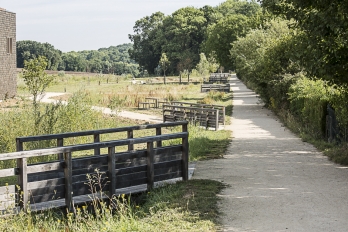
{"left": 0, "top": 72, "right": 232, "bottom": 231}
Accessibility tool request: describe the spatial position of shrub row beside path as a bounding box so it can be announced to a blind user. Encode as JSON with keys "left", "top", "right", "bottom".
{"left": 193, "top": 76, "right": 348, "bottom": 231}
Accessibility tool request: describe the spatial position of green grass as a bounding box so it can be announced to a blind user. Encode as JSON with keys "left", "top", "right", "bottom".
{"left": 0, "top": 179, "right": 224, "bottom": 231}
{"left": 0, "top": 73, "right": 232, "bottom": 230}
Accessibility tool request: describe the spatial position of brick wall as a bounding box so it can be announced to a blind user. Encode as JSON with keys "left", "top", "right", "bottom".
{"left": 0, "top": 8, "right": 16, "bottom": 100}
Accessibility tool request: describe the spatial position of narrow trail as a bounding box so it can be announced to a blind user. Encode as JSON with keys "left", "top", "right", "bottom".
{"left": 38, "top": 92, "right": 162, "bottom": 123}
{"left": 193, "top": 76, "right": 348, "bottom": 231}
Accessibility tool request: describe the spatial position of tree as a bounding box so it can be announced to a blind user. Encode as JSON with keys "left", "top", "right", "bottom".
{"left": 261, "top": 0, "right": 348, "bottom": 83}
{"left": 21, "top": 56, "right": 54, "bottom": 126}
{"left": 196, "top": 53, "right": 210, "bottom": 81}
{"left": 159, "top": 53, "right": 170, "bottom": 84}
{"left": 17, "top": 40, "right": 62, "bottom": 70}
{"left": 162, "top": 7, "right": 207, "bottom": 74}
{"left": 204, "top": 14, "right": 251, "bottom": 70}
{"left": 128, "top": 12, "right": 165, "bottom": 75}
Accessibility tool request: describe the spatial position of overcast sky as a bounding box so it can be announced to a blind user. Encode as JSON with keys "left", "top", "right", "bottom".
{"left": 0, "top": 0, "right": 223, "bottom": 52}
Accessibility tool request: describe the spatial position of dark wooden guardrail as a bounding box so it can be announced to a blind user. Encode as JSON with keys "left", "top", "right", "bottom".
{"left": 208, "top": 73, "right": 230, "bottom": 83}
{"left": 162, "top": 104, "right": 222, "bottom": 131}
{"left": 0, "top": 122, "right": 188, "bottom": 213}
{"left": 169, "top": 101, "right": 225, "bottom": 126}
{"left": 201, "top": 84, "right": 231, "bottom": 93}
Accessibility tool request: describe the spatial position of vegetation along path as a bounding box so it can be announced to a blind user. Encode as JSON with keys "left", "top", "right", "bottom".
{"left": 193, "top": 76, "right": 348, "bottom": 231}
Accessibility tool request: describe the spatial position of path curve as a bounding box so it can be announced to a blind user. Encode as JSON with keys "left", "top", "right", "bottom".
{"left": 193, "top": 76, "right": 348, "bottom": 231}
{"left": 37, "top": 92, "right": 162, "bottom": 123}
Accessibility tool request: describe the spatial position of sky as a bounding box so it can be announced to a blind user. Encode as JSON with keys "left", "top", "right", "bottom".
{"left": 0, "top": 0, "right": 224, "bottom": 52}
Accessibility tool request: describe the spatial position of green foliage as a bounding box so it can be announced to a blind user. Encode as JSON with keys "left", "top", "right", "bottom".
{"left": 17, "top": 40, "right": 62, "bottom": 70}
{"left": 159, "top": 53, "right": 170, "bottom": 77}
{"left": 261, "top": 0, "right": 348, "bottom": 84}
{"left": 17, "top": 41, "right": 138, "bottom": 75}
{"left": 288, "top": 76, "right": 329, "bottom": 138}
{"left": 21, "top": 56, "right": 54, "bottom": 128}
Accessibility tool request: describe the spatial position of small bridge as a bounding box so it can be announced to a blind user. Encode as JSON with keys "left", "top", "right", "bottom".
{"left": 0, "top": 122, "right": 189, "bottom": 213}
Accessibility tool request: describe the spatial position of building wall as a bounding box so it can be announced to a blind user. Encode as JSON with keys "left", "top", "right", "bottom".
{"left": 0, "top": 8, "right": 16, "bottom": 100}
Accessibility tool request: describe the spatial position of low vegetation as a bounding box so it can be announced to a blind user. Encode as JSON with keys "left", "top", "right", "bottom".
{"left": 0, "top": 71, "right": 231, "bottom": 230}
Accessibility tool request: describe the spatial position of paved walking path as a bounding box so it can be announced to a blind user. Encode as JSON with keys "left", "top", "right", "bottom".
{"left": 193, "top": 76, "right": 348, "bottom": 231}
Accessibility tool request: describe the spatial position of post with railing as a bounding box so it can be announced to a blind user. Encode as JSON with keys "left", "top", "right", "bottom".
{"left": 182, "top": 123, "right": 189, "bottom": 181}
{"left": 16, "top": 139, "right": 28, "bottom": 211}
{"left": 146, "top": 142, "right": 154, "bottom": 190}
{"left": 64, "top": 152, "right": 73, "bottom": 212}
{"left": 108, "top": 146, "right": 116, "bottom": 198}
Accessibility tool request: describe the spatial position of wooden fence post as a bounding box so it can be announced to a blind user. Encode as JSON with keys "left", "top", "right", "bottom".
{"left": 156, "top": 127, "right": 162, "bottom": 148}
{"left": 146, "top": 142, "right": 154, "bottom": 190}
{"left": 182, "top": 124, "right": 189, "bottom": 181}
{"left": 215, "top": 109, "right": 219, "bottom": 131}
{"left": 108, "top": 147, "right": 116, "bottom": 198}
{"left": 94, "top": 134, "right": 100, "bottom": 155}
{"left": 18, "top": 158, "right": 28, "bottom": 211}
{"left": 16, "top": 139, "right": 28, "bottom": 211}
{"left": 128, "top": 130, "right": 134, "bottom": 151}
{"left": 222, "top": 106, "right": 225, "bottom": 126}
{"left": 64, "top": 152, "right": 73, "bottom": 212}
{"left": 57, "top": 138, "right": 63, "bottom": 160}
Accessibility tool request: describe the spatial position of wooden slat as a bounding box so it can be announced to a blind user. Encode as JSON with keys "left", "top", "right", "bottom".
{"left": 154, "top": 172, "right": 182, "bottom": 182}
{"left": 0, "top": 185, "right": 16, "bottom": 195}
{"left": 28, "top": 177, "right": 65, "bottom": 190}
{"left": 27, "top": 161, "right": 62, "bottom": 174}
{"left": 30, "top": 191, "right": 65, "bottom": 204}
{"left": 116, "top": 178, "right": 148, "bottom": 189}
{"left": 0, "top": 168, "right": 17, "bottom": 178}
{"left": 28, "top": 170, "right": 64, "bottom": 182}
{"left": 16, "top": 122, "right": 188, "bottom": 143}
{"left": 0, "top": 132, "right": 188, "bottom": 161}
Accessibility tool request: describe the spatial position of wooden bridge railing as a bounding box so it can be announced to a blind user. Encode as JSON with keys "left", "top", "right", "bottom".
{"left": 201, "top": 84, "right": 231, "bottom": 93}
{"left": 0, "top": 122, "right": 189, "bottom": 213}
{"left": 169, "top": 101, "right": 225, "bottom": 126}
{"left": 208, "top": 73, "right": 231, "bottom": 83}
{"left": 16, "top": 122, "right": 186, "bottom": 158}
{"left": 163, "top": 104, "right": 223, "bottom": 131}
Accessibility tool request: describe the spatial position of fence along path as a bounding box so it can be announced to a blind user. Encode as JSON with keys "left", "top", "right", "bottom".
{"left": 163, "top": 104, "right": 223, "bottom": 131}
{"left": 0, "top": 122, "right": 189, "bottom": 213}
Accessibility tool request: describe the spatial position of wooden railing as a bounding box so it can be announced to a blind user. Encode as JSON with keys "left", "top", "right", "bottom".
{"left": 201, "top": 84, "right": 231, "bottom": 93}
{"left": 169, "top": 101, "right": 225, "bottom": 126}
{"left": 163, "top": 104, "right": 223, "bottom": 131}
{"left": 0, "top": 122, "right": 189, "bottom": 212}
{"left": 208, "top": 73, "right": 230, "bottom": 83}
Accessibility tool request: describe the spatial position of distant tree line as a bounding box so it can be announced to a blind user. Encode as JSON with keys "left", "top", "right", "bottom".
{"left": 16, "top": 41, "right": 139, "bottom": 76}
{"left": 128, "top": 0, "right": 263, "bottom": 75}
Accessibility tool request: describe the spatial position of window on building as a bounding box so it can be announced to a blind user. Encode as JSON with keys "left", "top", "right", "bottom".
{"left": 6, "top": 38, "right": 13, "bottom": 54}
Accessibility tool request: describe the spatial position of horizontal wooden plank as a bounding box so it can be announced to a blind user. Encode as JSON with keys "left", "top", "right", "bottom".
{"left": 0, "top": 168, "right": 17, "bottom": 178}
{"left": 0, "top": 185, "right": 16, "bottom": 195}
{"left": 29, "top": 183, "right": 65, "bottom": 198}
{"left": 155, "top": 171, "right": 182, "bottom": 182}
{"left": 16, "top": 122, "right": 188, "bottom": 142}
{"left": 0, "top": 193, "right": 16, "bottom": 202}
{"left": 28, "top": 177, "right": 65, "bottom": 190}
{"left": 116, "top": 165, "right": 147, "bottom": 176}
{"left": 2, "top": 133, "right": 188, "bottom": 161}
{"left": 27, "top": 161, "right": 62, "bottom": 174}
{"left": 116, "top": 171, "right": 147, "bottom": 183}
{"left": 29, "top": 191, "right": 65, "bottom": 204}
{"left": 28, "top": 171, "right": 64, "bottom": 182}
{"left": 116, "top": 178, "right": 148, "bottom": 189}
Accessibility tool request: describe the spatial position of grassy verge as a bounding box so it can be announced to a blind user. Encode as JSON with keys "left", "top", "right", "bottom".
{"left": 0, "top": 179, "right": 224, "bottom": 232}
{"left": 0, "top": 74, "right": 231, "bottom": 230}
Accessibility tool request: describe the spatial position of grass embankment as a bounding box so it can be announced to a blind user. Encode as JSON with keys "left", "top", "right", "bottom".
{"left": 0, "top": 74, "right": 232, "bottom": 231}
